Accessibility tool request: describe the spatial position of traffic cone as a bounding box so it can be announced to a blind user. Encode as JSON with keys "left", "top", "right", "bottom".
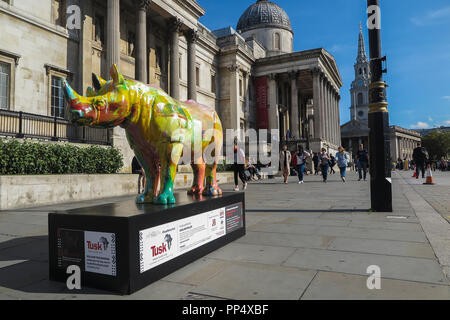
{"left": 423, "top": 165, "right": 435, "bottom": 185}
{"left": 412, "top": 165, "right": 417, "bottom": 178}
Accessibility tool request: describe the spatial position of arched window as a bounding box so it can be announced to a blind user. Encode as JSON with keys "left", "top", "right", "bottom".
{"left": 357, "top": 93, "right": 364, "bottom": 105}
{"left": 359, "top": 68, "right": 362, "bottom": 75}
{"left": 274, "top": 33, "right": 281, "bottom": 50}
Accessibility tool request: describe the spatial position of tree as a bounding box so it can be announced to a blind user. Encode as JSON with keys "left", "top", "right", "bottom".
{"left": 422, "top": 130, "right": 450, "bottom": 160}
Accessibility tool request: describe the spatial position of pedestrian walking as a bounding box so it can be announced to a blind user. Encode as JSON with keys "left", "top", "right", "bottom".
{"left": 294, "top": 145, "right": 310, "bottom": 184}
{"left": 335, "top": 146, "right": 349, "bottom": 183}
{"left": 312, "top": 153, "right": 320, "bottom": 175}
{"left": 356, "top": 144, "right": 369, "bottom": 181}
{"left": 233, "top": 138, "right": 247, "bottom": 191}
{"left": 329, "top": 155, "right": 336, "bottom": 174}
{"left": 319, "top": 148, "right": 331, "bottom": 183}
{"left": 279, "top": 144, "right": 292, "bottom": 184}
{"left": 412, "top": 142, "right": 428, "bottom": 179}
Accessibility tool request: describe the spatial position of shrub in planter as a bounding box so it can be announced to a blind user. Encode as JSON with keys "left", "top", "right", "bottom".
{"left": 0, "top": 139, "right": 123, "bottom": 175}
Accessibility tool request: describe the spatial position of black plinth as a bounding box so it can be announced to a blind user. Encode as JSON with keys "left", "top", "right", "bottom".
{"left": 49, "top": 192, "right": 245, "bottom": 295}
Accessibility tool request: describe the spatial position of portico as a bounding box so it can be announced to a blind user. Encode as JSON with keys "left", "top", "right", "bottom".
{"left": 254, "top": 49, "right": 342, "bottom": 153}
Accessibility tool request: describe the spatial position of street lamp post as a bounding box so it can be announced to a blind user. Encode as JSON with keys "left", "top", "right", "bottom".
{"left": 367, "top": 0, "right": 393, "bottom": 212}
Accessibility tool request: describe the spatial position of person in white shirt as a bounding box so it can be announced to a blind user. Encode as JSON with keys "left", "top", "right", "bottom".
{"left": 294, "top": 145, "right": 310, "bottom": 184}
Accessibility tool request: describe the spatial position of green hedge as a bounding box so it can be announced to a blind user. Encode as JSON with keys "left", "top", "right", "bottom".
{"left": 0, "top": 139, "right": 123, "bottom": 175}
{"left": 216, "top": 160, "right": 234, "bottom": 172}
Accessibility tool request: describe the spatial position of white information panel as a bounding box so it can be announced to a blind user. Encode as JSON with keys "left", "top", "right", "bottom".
{"left": 84, "top": 231, "right": 117, "bottom": 276}
{"left": 139, "top": 207, "right": 227, "bottom": 273}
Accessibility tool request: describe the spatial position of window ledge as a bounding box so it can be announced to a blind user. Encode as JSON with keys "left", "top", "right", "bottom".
{"left": 0, "top": 48, "right": 21, "bottom": 66}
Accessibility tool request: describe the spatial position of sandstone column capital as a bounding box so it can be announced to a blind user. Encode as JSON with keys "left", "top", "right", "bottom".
{"left": 185, "top": 29, "right": 199, "bottom": 44}
{"left": 169, "top": 17, "right": 183, "bottom": 33}
{"left": 136, "top": 0, "right": 151, "bottom": 11}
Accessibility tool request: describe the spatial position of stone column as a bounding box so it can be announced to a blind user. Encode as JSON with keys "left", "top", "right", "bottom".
{"left": 243, "top": 71, "right": 249, "bottom": 121}
{"left": 327, "top": 82, "right": 332, "bottom": 144}
{"left": 323, "top": 80, "right": 329, "bottom": 143}
{"left": 107, "top": 0, "right": 120, "bottom": 68}
{"left": 336, "top": 93, "right": 341, "bottom": 146}
{"left": 228, "top": 64, "right": 241, "bottom": 131}
{"left": 290, "top": 71, "right": 299, "bottom": 139}
{"left": 169, "top": 17, "right": 182, "bottom": 100}
{"left": 318, "top": 77, "right": 324, "bottom": 140}
{"left": 325, "top": 80, "right": 331, "bottom": 143}
{"left": 135, "top": 0, "right": 150, "bottom": 82}
{"left": 312, "top": 68, "right": 322, "bottom": 140}
{"left": 186, "top": 29, "right": 199, "bottom": 101}
{"left": 332, "top": 89, "right": 337, "bottom": 146}
{"left": 268, "top": 73, "right": 279, "bottom": 131}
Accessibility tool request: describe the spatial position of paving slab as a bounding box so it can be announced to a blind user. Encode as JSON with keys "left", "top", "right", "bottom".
{"left": 205, "top": 243, "right": 296, "bottom": 266}
{"left": 0, "top": 222, "right": 47, "bottom": 237}
{"left": 280, "top": 217, "right": 350, "bottom": 227}
{"left": 0, "top": 213, "right": 48, "bottom": 226}
{"left": 0, "top": 238, "right": 48, "bottom": 262}
{"left": 0, "top": 235, "right": 36, "bottom": 251}
{"left": 162, "top": 258, "right": 233, "bottom": 286}
{"left": 347, "top": 220, "right": 422, "bottom": 231}
{"left": 328, "top": 237, "right": 437, "bottom": 259}
{"left": 191, "top": 262, "right": 317, "bottom": 300}
{"left": 0, "top": 260, "right": 48, "bottom": 290}
{"left": 301, "top": 271, "right": 450, "bottom": 300}
{"left": 235, "top": 231, "right": 334, "bottom": 249}
{"left": 125, "top": 280, "right": 196, "bottom": 300}
{"left": 283, "top": 248, "right": 448, "bottom": 285}
{"left": 250, "top": 223, "right": 428, "bottom": 243}
{"left": 319, "top": 212, "right": 420, "bottom": 223}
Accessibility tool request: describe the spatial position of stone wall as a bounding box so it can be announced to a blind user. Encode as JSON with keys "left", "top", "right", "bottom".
{"left": 0, "top": 1, "right": 80, "bottom": 114}
{"left": 0, "top": 172, "right": 235, "bottom": 210}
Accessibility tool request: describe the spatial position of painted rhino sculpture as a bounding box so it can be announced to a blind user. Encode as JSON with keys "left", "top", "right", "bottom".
{"left": 63, "top": 64, "right": 223, "bottom": 205}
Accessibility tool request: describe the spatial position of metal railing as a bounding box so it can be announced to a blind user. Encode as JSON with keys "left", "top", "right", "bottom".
{"left": 0, "top": 109, "right": 111, "bottom": 145}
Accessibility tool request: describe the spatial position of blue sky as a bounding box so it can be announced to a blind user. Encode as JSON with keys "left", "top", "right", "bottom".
{"left": 198, "top": 0, "right": 450, "bottom": 129}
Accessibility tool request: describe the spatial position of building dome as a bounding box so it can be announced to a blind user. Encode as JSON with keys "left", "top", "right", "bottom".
{"left": 237, "top": 0, "right": 292, "bottom": 33}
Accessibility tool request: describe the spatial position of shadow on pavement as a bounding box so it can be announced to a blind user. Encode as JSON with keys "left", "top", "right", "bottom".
{"left": 0, "top": 236, "right": 115, "bottom": 296}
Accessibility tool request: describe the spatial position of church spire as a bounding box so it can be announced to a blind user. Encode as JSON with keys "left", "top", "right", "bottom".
{"left": 357, "top": 22, "right": 368, "bottom": 63}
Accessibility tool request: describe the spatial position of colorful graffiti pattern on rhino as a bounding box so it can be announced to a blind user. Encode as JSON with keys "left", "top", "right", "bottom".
{"left": 63, "top": 64, "right": 223, "bottom": 205}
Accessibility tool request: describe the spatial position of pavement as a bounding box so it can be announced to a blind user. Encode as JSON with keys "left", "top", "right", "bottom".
{"left": 0, "top": 169, "right": 449, "bottom": 300}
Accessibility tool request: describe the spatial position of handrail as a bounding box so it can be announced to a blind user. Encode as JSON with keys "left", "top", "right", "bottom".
{"left": 0, "top": 109, "right": 111, "bottom": 146}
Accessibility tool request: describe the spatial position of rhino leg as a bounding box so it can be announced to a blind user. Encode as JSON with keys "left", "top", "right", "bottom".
{"left": 136, "top": 158, "right": 158, "bottom": 204}
{"left": 153, "top": 143, "right": 183, "bottom": 205}
{"left": 203, "top": 163, "right": 222, "bottom": 196}
{"left": 202, "top": 126, "right": 223, "bottom": 196}
{"left": 188, "top": 162, "right": 205, "bottom": 195}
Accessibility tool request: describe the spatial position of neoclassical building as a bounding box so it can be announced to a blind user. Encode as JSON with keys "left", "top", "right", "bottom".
{"left": 341, "top": 25, "right": 421, "bottom": 161}
{"left": 0, "top": 0, "right": 342, "bottom": 171}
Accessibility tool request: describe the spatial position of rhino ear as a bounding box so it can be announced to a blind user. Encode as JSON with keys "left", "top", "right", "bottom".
{"left": 110, "top": 64, "right": 125, "bottom": 86}
{"left": 86, "top": 87, "right": 96, "bottom": 97}
{"left": 92, "top": 73, "right": 107, "bottom": 90}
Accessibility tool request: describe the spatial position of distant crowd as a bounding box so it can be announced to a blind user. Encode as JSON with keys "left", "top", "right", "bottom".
{"left": 230, "top": 140, "right": 371, "bottom": 190}
{"left": 131, "top": 140, "right": 448, "bottom": 195}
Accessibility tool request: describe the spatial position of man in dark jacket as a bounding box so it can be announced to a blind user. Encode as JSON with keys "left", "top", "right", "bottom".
{"left": 312, "top": 153, "right": 319, "bottom": 175}
{"left": 356, "top": 144, "right": 369, "bottom": 181}
{"left": 413, "top": 143, "right": 428, "bottom": 179}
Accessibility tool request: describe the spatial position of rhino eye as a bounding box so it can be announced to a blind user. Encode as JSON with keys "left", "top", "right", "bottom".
{"left": 95, "top": 100, "right": 106, "bottom": 110}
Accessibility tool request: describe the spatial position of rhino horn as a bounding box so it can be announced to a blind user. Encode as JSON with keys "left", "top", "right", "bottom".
{"left": 110, "top": 64, "right": 125, "bottom": 86}
{"left": 62, "top": 80, "right": 82, "bottom": 104}
{"left": 92, "top": 73, "right": 107, "bottom": 90}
